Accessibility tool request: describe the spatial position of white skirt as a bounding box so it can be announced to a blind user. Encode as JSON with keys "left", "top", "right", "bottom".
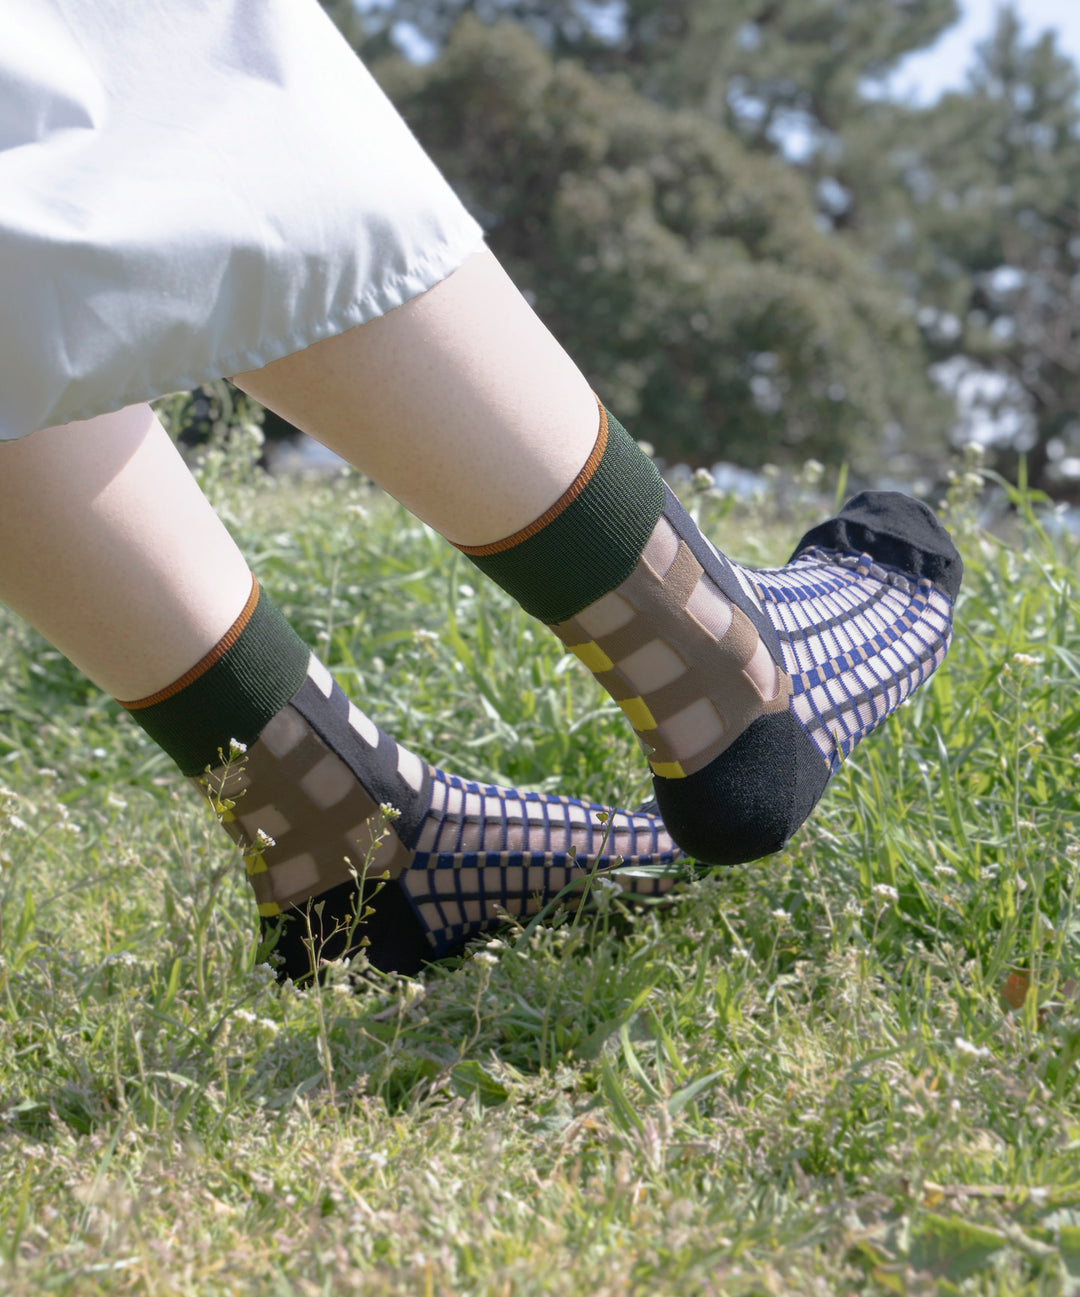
{"left": 0, "top": 0, "right": 484, "bottom": 439}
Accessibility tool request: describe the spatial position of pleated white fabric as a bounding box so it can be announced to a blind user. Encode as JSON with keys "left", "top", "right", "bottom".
{"left": 0, "top": 0, "right": 484, "bottom": 439}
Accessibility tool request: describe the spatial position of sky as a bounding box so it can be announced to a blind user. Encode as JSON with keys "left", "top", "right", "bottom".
{"left": 888, "top": 0, "right": 1080, "bottom": 101}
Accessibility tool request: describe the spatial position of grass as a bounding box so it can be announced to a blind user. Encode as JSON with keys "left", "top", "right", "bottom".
{"left": 0, "top": 428, "right": 1078, "bottom": 1294}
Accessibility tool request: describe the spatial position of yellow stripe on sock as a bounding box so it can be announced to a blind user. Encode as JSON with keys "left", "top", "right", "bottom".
{"left": 618, "top": 695, "right": 656, "bottom": 730}
{"left": 572, "top": 640, "right": 615, "bottom": 674}
{"left": 243, "top": 852, "right": 268, "bottom": 875}
{"left": 257, "top": 901, "right": 281, "bottom": 917}
{"left": 650, "top": 758, "right": 686, "bottom": 779}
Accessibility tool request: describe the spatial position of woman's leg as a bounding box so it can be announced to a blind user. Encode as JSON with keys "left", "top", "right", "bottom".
{"left": 0, "top": 405, "right": 680, "bottom": 977}
{"left": 0, "top": 405, "right": 251, "bottom": 700}
{"left": 234, "top": 247, "right": 597, "bottom": 547}
{"left": 235, "top": 245, "right": 963, "bottom": 867}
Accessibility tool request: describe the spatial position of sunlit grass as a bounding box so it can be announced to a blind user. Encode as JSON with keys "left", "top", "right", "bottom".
{"left": 0, "top": 431, "right": 1077, "bottom": 1294}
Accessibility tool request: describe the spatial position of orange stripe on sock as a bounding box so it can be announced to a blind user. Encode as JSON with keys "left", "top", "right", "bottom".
{"left": 120, "top": 574, "right": 261, "bottom": 710}
{"left": 454, "top": 396, "right": 609, "bottom": 557}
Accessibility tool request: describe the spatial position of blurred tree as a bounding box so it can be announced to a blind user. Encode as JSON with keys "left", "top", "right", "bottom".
{"left": 846, "top": 8, "right": 1080, "bottom": 493}
{"left": 362, "top": 18, "right": 945, "bottom": 473}
{"left": 352, "top": 0, "right": 957, "bottom": 148}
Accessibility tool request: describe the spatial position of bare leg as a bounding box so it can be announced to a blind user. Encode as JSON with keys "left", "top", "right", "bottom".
{"left": 0, "top": 405, "right": 251, "bottom": 700}
{"left": 0, "top": 396, "right": 681, "bottom": 975}
{"left": 234, "top": 247, "right": 597, "bottom": 546}
{"left": 234, "top": 244, "right": 961, "bottom": 869}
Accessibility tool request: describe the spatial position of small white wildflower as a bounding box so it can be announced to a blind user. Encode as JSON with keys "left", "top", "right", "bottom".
{"left": 458, "top": 584, "right": 475, "bottom": 599}
{"left": 1072, "top": 754, "right": 1080, "bottom": 767}
{"left": 801, "top": 458, "right": 825, "bottom": 485}
{"left": 258, "top": 1018, "right": 279, "bottom": 1033}
{"left": 1067, "top": 843, "right": 1080, "bottom": 860}
{"left": 91, "top": 747, "right": 107, "bottom": 759}
{"left": 954, "top": 1036, "right": 991, "bottom": 1059}
{"left": 233, "top": 1008, "right": 257, "bottom": 1024}
{"left": 1012, "top": 653, "right": 1043, "bottom": 668}
{"left": 843, "top": 898, "right": 863, "bottom": 917}
{"left": 369, "top": 1152, "right": 388, "bottom": 1170}
{"left": 473, "top": 951, "right": 498, "bottom": 967}
{"left": 692, "top": 468, "right": 714, "bottom": 491}
{"left": 771, "top": 908, "right": 790, "bottom": 923}
{"left": 103, "top": 951, "right": 139, "bottom": 968}
{"left": 105, "top": 793, "right": 127, "bottom": 811}
{"left": 1017, "top": 819, "right": 1036, "bottom": 832}
{"left": 413, "top": 629, "right": 439, "bottom": 643}
{"left": 379, "top": 802, "right": 401, "bottom": 822}
{"left": 934, "top": 865, "right": 958, "bottom": 879}
{"left": 228, "top": 738, "right": 248, "bottom": 757}
{"left": 1029, "top": 1186, "right": 1049, "bottom": 1206}
{"left": 249, "top": 962, "right": 276, "bottom": 986}
{"left": 36, "top": 769, "right": 58, "bottom": 780}
{"left": 5, "top": 815, "right": 27, "bottom": 832}
{"left": 254, "top": 828, "right": 276, "bottom": 850}
{"left": 594, "top": 876, "right": 624, "bottom": 895}
{"left": 485, "top": 939, "right": 506, "bottom": 952}
{"left": 872, "top": 883, "right": 899, "bottom": 904}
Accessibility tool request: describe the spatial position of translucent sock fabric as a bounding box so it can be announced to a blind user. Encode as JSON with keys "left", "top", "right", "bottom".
{"left": 201, "top": 656, "right": 682, "bottom": 978}
{"left": 460, "top": 405, "right": 962, "bottom": 866}
{"left": 552, "top": 486, "right": 960, "bottom": 863}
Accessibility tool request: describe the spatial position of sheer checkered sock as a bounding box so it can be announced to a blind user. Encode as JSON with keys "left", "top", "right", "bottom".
{"left": 119, "top": 578, "right": 681, "bottom": 980}
{"left": 204, "top": 659, "right": 680, "bottom": 978}
{"left": 460, "top": 405, "right": 963, "bottom": 866}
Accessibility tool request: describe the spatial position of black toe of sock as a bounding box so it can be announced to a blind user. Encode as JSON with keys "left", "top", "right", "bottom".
{"left": 652, "top": 712, "right": 828, "bottom": 866}
{"left": 791, "top": 490, "right": 963, "bottom": 600}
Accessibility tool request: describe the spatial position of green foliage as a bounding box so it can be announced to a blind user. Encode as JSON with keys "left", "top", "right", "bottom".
{"left": 326, "top": 0, "right": 1080, "bottom": 493}
{"left": 374, "top": 18, "right": 944, "bottom": 474}
{"left": 0, "top": 452, "right": 1077, "bottom": 1292}
{"left": 846, "top": 10, "right": 1080, "bottom": 494}
{"left": 355, "top": 0, "right": 958, "bottom": 139}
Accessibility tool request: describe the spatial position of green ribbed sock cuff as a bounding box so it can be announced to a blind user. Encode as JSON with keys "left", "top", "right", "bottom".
{"left": 121, "top": 584, "right": 311, "bottom": 776}
{"left": 460, "top": 408, "right": 665, "bottom": 624}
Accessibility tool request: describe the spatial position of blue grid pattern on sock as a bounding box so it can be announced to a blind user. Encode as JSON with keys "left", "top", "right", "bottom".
{"left": 742, "top": 546, "right": 954, "bottom": 769}
{"left": 401, "top": 767, "right": 682, "bottom": 954}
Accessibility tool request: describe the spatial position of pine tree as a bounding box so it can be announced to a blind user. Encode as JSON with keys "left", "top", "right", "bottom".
{"left": 851, "top": 8, "right": 1080, "bottom": 492}
{"left": 370, "top": 17, "right": 945, "bottom": 473}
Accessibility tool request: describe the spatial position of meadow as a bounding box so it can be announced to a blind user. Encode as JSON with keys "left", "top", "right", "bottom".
{"left": 0, "top": 425, "right": 1077, "bottom": 1295}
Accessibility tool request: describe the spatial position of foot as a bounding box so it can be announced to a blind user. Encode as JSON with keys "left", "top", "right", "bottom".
{"left": 200, "top": 656, "right": 683, "bottom": 979}
{"left": 551, "top": 489, "right": 962, "bottom": 865}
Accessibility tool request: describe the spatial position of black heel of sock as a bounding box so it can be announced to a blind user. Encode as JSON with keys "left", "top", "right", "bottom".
{"left": 654, "top": 493, "right": 962, "bottom": 867}
{"left": 791, "top": 491, "right": 963, "bottom": 598}
{"left": 652, "top": 712, "right": 828, "bottom": 866}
